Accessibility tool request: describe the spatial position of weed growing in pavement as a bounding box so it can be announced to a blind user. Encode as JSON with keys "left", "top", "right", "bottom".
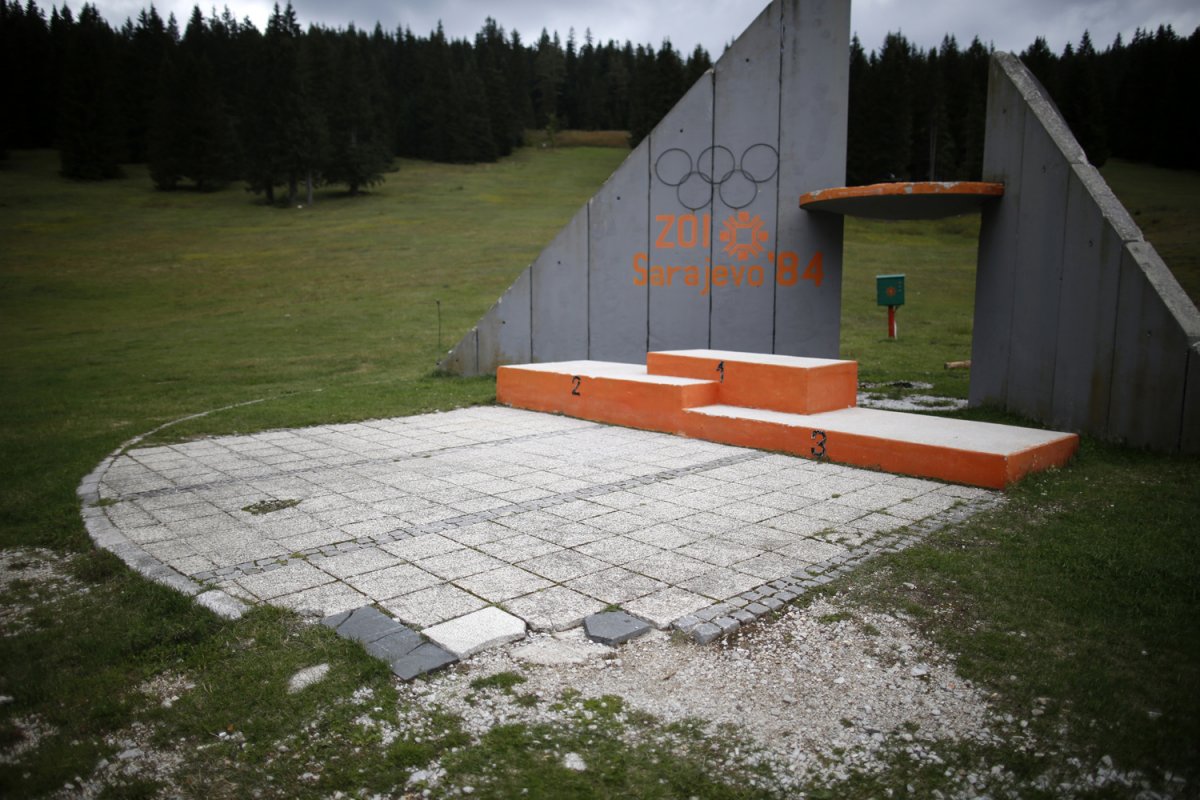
{"left": 241, "top": 499, "right": 301, "bottom": 515}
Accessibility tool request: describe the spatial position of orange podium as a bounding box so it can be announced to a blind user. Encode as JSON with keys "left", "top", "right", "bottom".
{"left": 497, "top": 349, "right": 1078, "bottom": 490}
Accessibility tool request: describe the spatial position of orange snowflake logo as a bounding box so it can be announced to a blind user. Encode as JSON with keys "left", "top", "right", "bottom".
{"left": 719, "top": 211, "right": 769, "bottom": 261}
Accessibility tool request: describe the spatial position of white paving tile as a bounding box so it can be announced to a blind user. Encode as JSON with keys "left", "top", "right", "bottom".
{"left": 519, "top": 550, "right": 608, "bottom": 583}
{"left": 382, "top": 534, "right": 464, "bottom": 562}
{"left": 381, "top": 584, "right": 487, "bottom": 628}
{"left": 453, "top": 565, "right": 553, "bottom": 602}
{"left": 313, "top": 547, "right": 403, "bottom": 579}
{"left": 502, "top": 587, "right": 605, "bottom": 632}
{"left": 423, "top": 607, "right": 526, "bottom": 657}
{"left": 623, "top": 587, "right": 710, "bottom": 629}
{"left": 236, "top": 561, "right": 333, "bottom": 600}
{"left": 416, "top": 549, "right": 508, "bottom": 581}
{"left": 346, "top": 563, "right": 442, "bottom": 599}
{"left": 565, "top": 567, "right": 667, "bottom": 605}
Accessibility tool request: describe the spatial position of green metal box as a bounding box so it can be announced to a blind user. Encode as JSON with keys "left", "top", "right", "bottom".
{"left": 876, "top": 274, "right": 906, "bottom": 306}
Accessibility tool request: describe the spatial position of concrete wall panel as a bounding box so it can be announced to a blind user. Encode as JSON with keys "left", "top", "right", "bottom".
{"left": 774, "top": 0, "right": 849, "bottom": 357}
{"left": 442, "top": 327, "right": 478, "bottom": 376}
{"left": 648, "top": 74, "right": 715, "bottom": 351}
{"left": 589, "top": 140, "right": 651, "bottom": 362}
{"left": 1004, "top": 119, "right": 1071, "bottom": 420}
{"left": 531, "top": 206, "right": 589, "bottom": 362}
{"left": 1183, "top": 342, "right": 1200, "bottom": 453}
{"left": 477, "top": 268, "right": 531, "bottom": 371}
{"left": 1108, "top": 242, "right": 1192, "bottom": 450}
{"left": 1049, "top": 164, "right": 1132, "bottom": 433}
{"left": 970, "top": 55, "right": 1027, "bottom": 407}
{"left": 709, "top": 1, "right": 782, "bottom": 353}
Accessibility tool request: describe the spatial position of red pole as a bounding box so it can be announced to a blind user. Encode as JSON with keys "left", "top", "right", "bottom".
{"left": 888, "top": 305, "right": 897, "bottom": 338}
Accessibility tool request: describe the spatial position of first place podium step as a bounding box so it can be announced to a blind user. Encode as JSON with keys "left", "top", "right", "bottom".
{"left": 496, "top": 349, "right": 1078, "bottom": 489}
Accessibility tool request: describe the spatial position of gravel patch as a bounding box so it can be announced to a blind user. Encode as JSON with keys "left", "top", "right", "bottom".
{"left": 0, "top": 714, "right": 56, "bottom": 766}
{"left": 397, "top": 594, "right": 999, "bottom": 793}
{"left": 0, "top": 548, "right": 84, "bottom": 637}
{"left": 391, "top": 594, "right": 1186, "bottom": 798}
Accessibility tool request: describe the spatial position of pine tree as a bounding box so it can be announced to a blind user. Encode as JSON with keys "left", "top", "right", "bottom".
{"left": 451, "top": 41, "right": 497, "bottom": 161}
{"left": 909, "top": 46, "right": 950, "bottom": 180}
{"left": 533, "top": 29, "right": 564, "bottom": 128}
{"left": 605, "top": 42, "right": 634, "bottom": 132}
{"left": 180, "top": 9, "right": 240, "bottom": 189}
{"left": 575, "top": 30, "right": 603, "bottom": 129}
{"left": 562, "top": 28, "right": 580, "bottom": 128}
{"left": 854, "top": 33, "right": 915, "bottom": 182}
{"left": 476, "top": 18, "right": 520, "bottom": 156}
{"left": 1, "top": 1, "right": 55, "bottom": 151}
{"left": 411, "top": 24, "right": 458, "bottom": 161}
{"left": 322, "top": 27, "right": 391, "bottom": 193}
{"left": 147, "top": 50, "right": 186, "bottom": 188}
{"left": 627, "top": 43, "right": 657, "bottom": 146}
{"left": 957, "top": 37, "right": 990, "bottom": 179}
{"left": 388, "top": 26, "right": 421, "bottom": 158}
{"left": 120, "top": 6, "right": 172, "bottom": 163}
{"left": 58, "top": 4, "right": 125, "bottom": 179}
{"left": 147, "top": 9, "right": 239, "bottom": 190}
{"left": 1059, "top": 31, "right": 1109, "bottom": 165}
{"left": 846, "top": 34, "right": 870, "bottom": 184}
{"left": 241, "top": 3, "right": 323, "bottom": 204}
{"left": 653, "top": 39, "right": 685, "bottom": 123}
{"left": 685, "top": 43, "right": 712, "bottom": 84}
{"left": 1020, "top": 37, "right": 1059, "bottom": 98}
{"left": 507, "top": 29, "right": 536, "bottom": 135}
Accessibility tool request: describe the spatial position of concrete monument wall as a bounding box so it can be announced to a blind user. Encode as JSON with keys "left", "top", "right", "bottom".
{"left": 440, "top": 0, "right": 850, "bottom": 375}
{"left": 970, "top": 52, "right": 1200, "bottom": 453}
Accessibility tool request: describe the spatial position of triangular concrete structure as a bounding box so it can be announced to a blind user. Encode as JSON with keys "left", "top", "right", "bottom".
{"left": 440, "top": 0, "right": 850, "bottom": 375}
{"left": 969, "top": 53, "right": 1200, "bottom": 453}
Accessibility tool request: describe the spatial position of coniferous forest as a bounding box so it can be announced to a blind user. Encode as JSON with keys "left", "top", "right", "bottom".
{"left": 1, "top": 1, "right": 1196, "bottom": 201}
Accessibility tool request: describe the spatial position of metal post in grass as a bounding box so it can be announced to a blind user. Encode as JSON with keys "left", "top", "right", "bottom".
{"left": 436, "top": 300, "right": 442, "bottom": 349}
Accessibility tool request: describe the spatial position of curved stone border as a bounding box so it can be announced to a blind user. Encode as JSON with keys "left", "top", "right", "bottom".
{"left": 673, "top": 491, "right": 1003, "bottom": 643}
{"left": 76, "top": 399, "right": 266, "bottom": 620}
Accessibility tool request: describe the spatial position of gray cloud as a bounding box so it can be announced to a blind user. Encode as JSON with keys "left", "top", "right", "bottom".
{"left": 96, "top": 0, "right": 1198, "bottom": 57}
{"left": 851, "top": 0, "right": 1200, "bottom": 54}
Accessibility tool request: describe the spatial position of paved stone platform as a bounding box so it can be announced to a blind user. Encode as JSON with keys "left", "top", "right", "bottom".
{"left": 82, "top": 406, "right": 998, "bottom": 669}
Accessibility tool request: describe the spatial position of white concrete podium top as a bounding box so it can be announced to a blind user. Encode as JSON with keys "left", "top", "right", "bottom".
{"left": 503, "top": 360, "right": 712, "bottom": 386}
{"left": 654, "top": 350, "right": 855, "bottom": 368}
{"left": 690, "top": 404, "right": 1074, "bottom": 455}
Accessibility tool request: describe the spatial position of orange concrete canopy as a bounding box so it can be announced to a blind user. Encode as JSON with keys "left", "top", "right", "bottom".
{"left": 799, "top": 181, "right": 1004, "bottom": 220}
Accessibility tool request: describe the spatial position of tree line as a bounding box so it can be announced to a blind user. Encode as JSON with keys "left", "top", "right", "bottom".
{"left": 0, "top": 1, "right": 713, "bottom": 200}
{"left": 849, "top": 24, "right": 1200, "bottom": 184}
{"left": 1, "top": 1, "right": 1196, "bottom": 203}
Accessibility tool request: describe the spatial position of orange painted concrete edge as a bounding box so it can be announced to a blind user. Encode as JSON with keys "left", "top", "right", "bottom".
{"left": 497, "top": 366, "right": 718, "bottom": 434}
{"left": 799, "top": 181, "right": 1005, "bottom": 208}
{"left": 1003, "top": 433, "right": 1080, "bottom": 486}
{"left": 679, "top": 409, "right": 1075, "bottom": 489}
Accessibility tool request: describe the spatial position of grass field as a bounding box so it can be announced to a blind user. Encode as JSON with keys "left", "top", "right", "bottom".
{"left": 0, "top": 145, "right": 1198, "bottom": 798}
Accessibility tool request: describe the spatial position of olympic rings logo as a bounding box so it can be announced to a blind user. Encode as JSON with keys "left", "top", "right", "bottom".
{"left": 653, "top": 143, "right": 780, "bottom": 211}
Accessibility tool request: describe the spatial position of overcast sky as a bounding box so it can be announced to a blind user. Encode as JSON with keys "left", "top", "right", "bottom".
{"left": 96, "top": 0, "right": 1200, "bottom": 56}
